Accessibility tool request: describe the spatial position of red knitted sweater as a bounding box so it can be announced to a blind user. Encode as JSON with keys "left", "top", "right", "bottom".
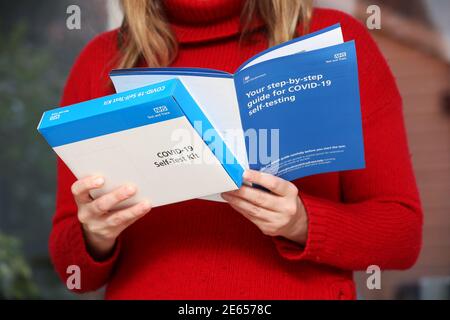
{"left": 49, "top": 1, "right": 423, "bottom": 299}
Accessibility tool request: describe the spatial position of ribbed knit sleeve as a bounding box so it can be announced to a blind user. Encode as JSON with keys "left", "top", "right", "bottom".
{"left": 273, "top": 11, "right": 423, "bottom": 271}
{"left": 48, "top": 31, "right": 122, "bottom": 293}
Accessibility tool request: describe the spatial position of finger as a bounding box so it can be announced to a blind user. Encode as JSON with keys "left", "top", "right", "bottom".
{"left": 90, "top": 184, "right": 137, "bottom": 214}
{"left": 224, "top": 185, "right": 281, "bottom": 211}
{"left": 71, "top": 176, "right": 105, "bottom": 204}
{"left": 222, "top": 193, "right": 274, "bottom": 222}
{"left": 243, "top": 170, "right": 297, "bottom": 196}
{"left": 106, "top": 200, "right": 152, "bottom": 229}
{"left": 230, "top": 201, "right": 277, "bottom": 236}
{"left": 228, "top": 203, "right": 269, "bottom": 223}
{"left": 228, "top": 203, "right": 278, "bottom": 237}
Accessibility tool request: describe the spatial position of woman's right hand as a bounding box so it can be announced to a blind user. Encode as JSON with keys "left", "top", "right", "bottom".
{"left": 71, "top": 176, "right": 152, "bottom": 261}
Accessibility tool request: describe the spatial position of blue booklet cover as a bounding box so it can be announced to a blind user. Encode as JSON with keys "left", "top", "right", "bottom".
{"left": 234, "top": 40, "right": 364, "bottom": 181}
{"left": 110, "top": 24, "right": 365, "bottom": 188}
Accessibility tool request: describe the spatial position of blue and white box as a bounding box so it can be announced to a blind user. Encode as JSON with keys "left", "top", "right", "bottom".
{"left": 38, "top": 79, "right": 244, "bottom": 208}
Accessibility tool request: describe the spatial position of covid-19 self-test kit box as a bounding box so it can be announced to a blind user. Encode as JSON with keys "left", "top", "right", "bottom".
{"left": 38, "top": 79, "right": 244, "bottom": 208}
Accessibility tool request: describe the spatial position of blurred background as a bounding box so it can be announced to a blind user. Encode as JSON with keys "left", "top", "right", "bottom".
{"left": 0, "top": 0, "right": 449, "bottom": 300}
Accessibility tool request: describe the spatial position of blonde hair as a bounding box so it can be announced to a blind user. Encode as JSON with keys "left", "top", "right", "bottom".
{"left": 118, "top": 0, "right": 313, "bottom": 69}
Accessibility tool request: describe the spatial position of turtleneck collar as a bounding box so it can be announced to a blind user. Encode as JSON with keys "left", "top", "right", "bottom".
{"left": 163, "top": 0, "right": 263, "bottom": 44}
{"left": 164, "top": 0, "right": 244, "bottom": 24}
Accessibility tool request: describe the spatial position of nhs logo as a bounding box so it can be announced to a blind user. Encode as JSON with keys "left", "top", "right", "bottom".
{"left": 49, "top": 113, "right": 60, "bottom": 121}
{"left": 334, "top": 51, "right": 347, "bottom": 59}
{"left": 153, "top": 105, "right": 168, "bottom": 113}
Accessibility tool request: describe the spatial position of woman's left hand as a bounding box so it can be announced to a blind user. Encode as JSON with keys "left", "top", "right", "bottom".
{"left": 221, "top": 170, "right": 308, "bottom": 245}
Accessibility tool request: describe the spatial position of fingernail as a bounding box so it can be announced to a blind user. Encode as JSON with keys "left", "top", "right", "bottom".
{"left": 140, "top": 201, "right": 151, "bottom": 212}
{"left": 94, "top": 177, "right": 104, "bottom": 186}
{"left": 125, "top": 185, "right": 136, "bottom": 195}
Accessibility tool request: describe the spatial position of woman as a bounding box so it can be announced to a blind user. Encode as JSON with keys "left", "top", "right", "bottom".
{"left": 50, "top": 0, "right": 423, "bottom": 299}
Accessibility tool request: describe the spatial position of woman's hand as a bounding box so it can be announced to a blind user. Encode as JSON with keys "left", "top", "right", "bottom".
{"left": 71, "top": 176, "right": 152, "bottom": 261}
{"left": 222, "top": 170, "right": 308, "bottom": 245}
